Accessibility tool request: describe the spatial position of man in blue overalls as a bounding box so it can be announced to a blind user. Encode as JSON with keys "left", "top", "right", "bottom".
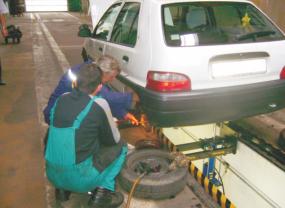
{"left": 43, "top": 55, "right": 139, "bottom": 126}
{"left": 45, "top": 62, "right": 127, "bottom": 208}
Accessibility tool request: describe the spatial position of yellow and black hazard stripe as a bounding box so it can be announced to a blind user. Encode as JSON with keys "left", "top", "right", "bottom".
{"left": 156, "top": 128, "right": 177, "bottom": 152}
{"left": 156, "top": 128, "right": 236, "bottom": 208}
{"left": 189, "top": 162, "right": 236, "bottom": 208}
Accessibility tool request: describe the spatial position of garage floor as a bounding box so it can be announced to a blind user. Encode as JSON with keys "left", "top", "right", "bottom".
{"left": 0, "top": 12, "right": 284, "bottom": 208}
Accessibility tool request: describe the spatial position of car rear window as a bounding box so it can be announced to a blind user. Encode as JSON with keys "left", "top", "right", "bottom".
{"left": 162, "top": 2, "right": 285, "bottom": 47}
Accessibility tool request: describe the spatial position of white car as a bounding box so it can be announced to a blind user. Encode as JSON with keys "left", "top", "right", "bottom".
{"left": 80, "top": 0, "right": 285, "bottom": 127}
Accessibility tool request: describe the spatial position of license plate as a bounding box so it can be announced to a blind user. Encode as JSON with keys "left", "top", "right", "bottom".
{"left": 211, "top": 59, "right": 267, "bottom": 78}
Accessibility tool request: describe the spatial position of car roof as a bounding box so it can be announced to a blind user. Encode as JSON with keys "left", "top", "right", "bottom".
{"left": 119, "top": 0, "right": 253, "bottom": 6}
{"left": 154, "top": 0, "right": 251, "bottom": 4}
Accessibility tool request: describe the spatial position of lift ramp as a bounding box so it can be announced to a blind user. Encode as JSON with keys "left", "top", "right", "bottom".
{"left": 162, "top": 123, "right": 285, "bottom": 208}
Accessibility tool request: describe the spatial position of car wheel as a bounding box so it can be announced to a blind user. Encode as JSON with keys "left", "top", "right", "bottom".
{"left": 118, "top": 149, "right": 188, "bottom": 199}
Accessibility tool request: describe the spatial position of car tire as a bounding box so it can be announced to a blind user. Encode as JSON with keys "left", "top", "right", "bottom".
{"left": 118, "top": 149, "right": 188, "bottom": 199}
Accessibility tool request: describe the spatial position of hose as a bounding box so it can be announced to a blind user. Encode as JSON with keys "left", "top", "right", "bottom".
{"left": 214, "top": 167, "right": 225, "bottom": 194}
{"left": 125, "top": 172, "right": 147, "bottom": 208}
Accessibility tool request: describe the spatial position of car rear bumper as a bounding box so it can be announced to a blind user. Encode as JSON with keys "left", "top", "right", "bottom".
{"left": 134, "top": 79, "right": 285, "bottom": 127}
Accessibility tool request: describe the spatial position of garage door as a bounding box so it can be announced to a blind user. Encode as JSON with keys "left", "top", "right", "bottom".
{"left": 25, "top": 0, "right": 68, "bottom": 11}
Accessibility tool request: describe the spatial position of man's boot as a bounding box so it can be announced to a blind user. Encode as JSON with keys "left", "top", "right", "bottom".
{"left": 55, "top": 188, "right": 71, "bottom": 202}
{"left": 88, "top": 187, "right": 124, "bottom": 208}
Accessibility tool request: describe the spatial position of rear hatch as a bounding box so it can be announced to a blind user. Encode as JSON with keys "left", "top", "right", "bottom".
{"left": 157, "top": 1, "right": 285, "bottom": 90}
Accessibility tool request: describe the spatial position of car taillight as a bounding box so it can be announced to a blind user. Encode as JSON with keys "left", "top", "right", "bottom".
{"left": 146, "top": 71, "right": 191, "bottom": 92}
{"left": 280, "top": 66, "right": 285, "bottom": 79}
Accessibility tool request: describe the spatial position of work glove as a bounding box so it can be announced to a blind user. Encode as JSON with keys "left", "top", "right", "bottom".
{"left": 124, "top": 112, "right": 139, "bottom": 125}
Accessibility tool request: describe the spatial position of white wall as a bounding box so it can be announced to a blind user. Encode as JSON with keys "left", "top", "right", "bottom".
{"left": 25, "top": 0, "right": 68, "bottom": 12}
{"left": 219, "top": 142, "right": 285, "bottom": 208}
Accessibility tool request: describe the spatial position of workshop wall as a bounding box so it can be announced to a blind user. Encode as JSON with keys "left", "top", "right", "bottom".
{"left": 251, "top": 0, "right": 285, "bottom": 32}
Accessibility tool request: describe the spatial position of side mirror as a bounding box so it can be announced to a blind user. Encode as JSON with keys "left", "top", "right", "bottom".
{"left": 78, "top": 24, "right": 91, "bottom": 37}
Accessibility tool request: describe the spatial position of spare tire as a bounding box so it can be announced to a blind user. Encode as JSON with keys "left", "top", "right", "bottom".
{"left": 118, "top": 149, "right": 188, "bottom": 199}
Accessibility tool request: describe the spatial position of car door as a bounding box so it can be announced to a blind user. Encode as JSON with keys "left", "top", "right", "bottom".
{"left": 85, "top": 3, "right": 122, "bottom": 61}
{"left": 104, "top": 1, "right": 143, "bottom": 91}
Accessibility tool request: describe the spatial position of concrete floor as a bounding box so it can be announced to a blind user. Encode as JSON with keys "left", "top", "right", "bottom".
{"left": 0, "top": 12, "right": 88, "bottom": 208}
{"left": 1, "top": 11, "right": 285, "bottom": 208}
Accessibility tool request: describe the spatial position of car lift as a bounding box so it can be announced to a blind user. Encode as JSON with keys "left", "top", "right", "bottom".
{"left": 121, "top": 118, "right": 285, "bottom": 208}
{"left": 174, "top": 135, "right": 237, "bottom": 161}
{"left": 157, "top": 123, "right": 238, "bottom": 189}
{"left": 174, "top": 133, "right": 237, "bottom": 188}
{"left": 154, "top": 121, "right": 285, "bottom": 208}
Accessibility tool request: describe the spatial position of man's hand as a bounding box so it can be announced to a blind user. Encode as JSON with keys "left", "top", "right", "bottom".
{"left": 124, "top": 113, "right": 139, "bottom": 125}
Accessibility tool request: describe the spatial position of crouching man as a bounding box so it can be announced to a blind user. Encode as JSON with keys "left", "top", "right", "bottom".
{"left": 45, "top": 62, "right": 127, "bottom": 208}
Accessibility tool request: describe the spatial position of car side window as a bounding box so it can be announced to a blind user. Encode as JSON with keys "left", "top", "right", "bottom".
{"left": 110, "top": 2, "right": 140, "bottom": 47}
{"left": 92, "top": 3, "right": 122, "bottom": 40}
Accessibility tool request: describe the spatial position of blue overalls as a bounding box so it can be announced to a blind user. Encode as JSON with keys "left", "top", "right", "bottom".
{"left": 45, "top": 96, "right": 127, "bottom": 193}
{"left": 43, "top": 62, "right": 132, "bottom": 124}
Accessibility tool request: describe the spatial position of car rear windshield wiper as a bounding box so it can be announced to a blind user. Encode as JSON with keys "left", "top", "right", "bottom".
{"left": 236, "top": 30, "right": 276, "bottom": 41}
